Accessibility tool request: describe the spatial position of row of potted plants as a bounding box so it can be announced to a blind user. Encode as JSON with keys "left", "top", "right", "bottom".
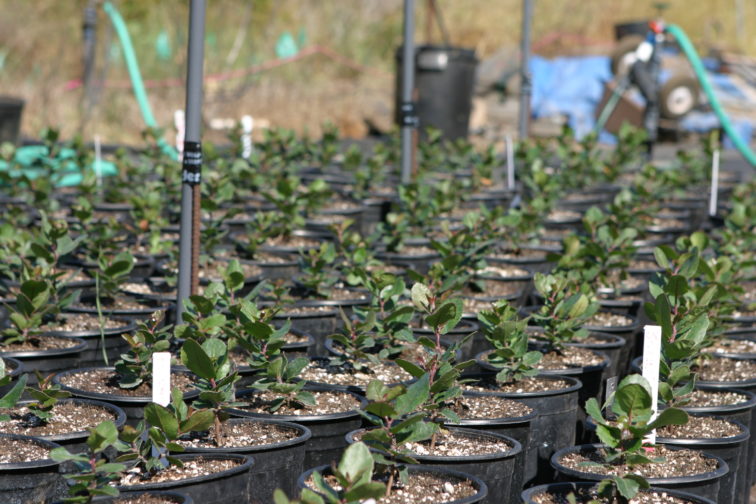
{"left": 0, "top": 124, "right": 753, "bottom": 503}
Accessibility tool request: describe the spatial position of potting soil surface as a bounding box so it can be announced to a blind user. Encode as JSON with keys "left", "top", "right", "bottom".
{"left": 529, "top": 488, "right": 706, "bottom": 503}
{"left": 301, "top": 360, "right": 411, "bottom": 387}
{"left": 657, "top": 415, "right": 743, "bottom": 439}
{"left": 240, "top": 389, "right": 361, "bottom": 415}
{"left": 177, "top": 420, "right": 300, "bottom": 448}
{"left": 452, "top": 394, "right": 533, "bottom": 419}
{"left": 308, "top": 471, "right": 478, "bottom": 504}
{"left": 696, "top": 356, "right": 756, "bottom": 382}
{"left": 461, "top": 376, "right": 572, "bottom": 394}
{"left": 685, "top": 388, "right": 750, "bottom": 408}
{"left": 558, "top": 445, "right": 718, "bottom": 479}
{"left": 0, "top": 401, "right": 118, "bottom": 437}
{"left": 0, "top": 335, "right": 81, "bottom": 351}
{"left": 58, "top": 368, "right": 195, "bottom": 397}
{"left": 0, "top": 438, "right": 50, "bottom": 463}
{"left": 40, "top": 313, "right": 129, "bottom": 332}
{"left": 119, "top": 457, "right": 239, "bottom": 485}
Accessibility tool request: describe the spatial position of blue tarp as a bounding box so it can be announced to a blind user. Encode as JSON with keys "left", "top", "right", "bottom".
{"left": 529, "top": 54, "right": 755, "bottom": 148}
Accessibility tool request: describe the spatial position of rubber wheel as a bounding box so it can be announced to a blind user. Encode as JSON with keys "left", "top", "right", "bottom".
{"left": 610, "top": 35, "right": 644, "bottom": 76}
{"left": 659, "top": 74, "right": 700, "bottom": 119}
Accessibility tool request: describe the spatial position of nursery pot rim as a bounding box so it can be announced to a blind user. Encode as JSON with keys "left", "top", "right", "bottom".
{"left": 0, "top": 336, "right": 88, "bottom": 358}
{"left": 0, "top": 432, "right": 62, "bottom": 470}
{"left": 345, "top": 426, "right": 523, "bottom": 462}
{"left": 520, "top": 481, "right": 716, "bottom": 504}
{"left": 41, "top": 316, "right": 137, "bottom": 338}
{"left": 462, "top": 373, "right": 583, "bottom": 399}
{"left": 115, "top": 453, "right": 254, "bottom": 491}
{"left": 179, "top": 417, "right": 312, "bottom": 453}
{"left": 7, "top": 397, "right": 127, "bottom": 442}
{"left": 230, "top": 384, "right": 367, "bottom": 423}
{"left": 52, "top": 366, "right": 200, "bottom": 404}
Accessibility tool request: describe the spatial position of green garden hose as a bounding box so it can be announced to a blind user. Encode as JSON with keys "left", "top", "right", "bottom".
{"left": 666, "top": 24, "right": 756, "bottom": 167}
{"left": 103, "top": 1, "right": 178, "bottom": 161}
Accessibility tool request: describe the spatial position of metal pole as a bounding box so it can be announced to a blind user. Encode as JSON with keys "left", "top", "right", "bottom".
{"left": 176, "top": 0, "right": 206, "bottom": 321}
{"left": 518, "top": 0, "right": 533, "bottom": 141}
{"left": 400, "top": 0, "right": 417, "bottom": 184}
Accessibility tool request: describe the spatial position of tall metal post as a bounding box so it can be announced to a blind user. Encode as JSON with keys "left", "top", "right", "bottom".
{"left": 400, "top": 0, "right": 418, "bottom": 184}
{"left": 176, "top": 0, "right": 206, "bottom": 321}
{"left": 518, "top": 0, "right": 533, "bottom": 141}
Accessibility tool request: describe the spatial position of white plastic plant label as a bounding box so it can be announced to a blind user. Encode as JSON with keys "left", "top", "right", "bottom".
{"left": 152, "top": 352, "right": 172, "bottom": 406}
{"left": 642, "top": 325, "right": 662, "bottom": 444}
{"left": 709, "top": 148, "right": 720, "bottom": 217}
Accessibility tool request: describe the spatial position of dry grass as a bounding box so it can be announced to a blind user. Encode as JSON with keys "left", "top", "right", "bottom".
{"left": 0, "top": 0, "right": 754, "bottom": 144}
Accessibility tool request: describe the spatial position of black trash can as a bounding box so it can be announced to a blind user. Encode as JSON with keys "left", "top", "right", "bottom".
{"left": 395, "top": 45, "right": 478, "bottom": 141}
{"left": 0, "top": 96, "right": 24, "bottom": 145}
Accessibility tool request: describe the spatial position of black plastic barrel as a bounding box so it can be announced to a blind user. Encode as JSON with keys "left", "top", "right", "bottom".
{"left": 614, "top": 20, "right": 649, "bottom": 41}
{"left": 395, "top": 45, "right": 478, "bottom": 140}
{"left": 0, "top": 96, "right": 24, "bottom": 144}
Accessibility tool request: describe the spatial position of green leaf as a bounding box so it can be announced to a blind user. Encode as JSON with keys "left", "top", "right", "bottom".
{"left": 595, "top": 423, "right": 621, "bottom": 448}
{"left": 0, "top": 374, "right": 26, "bottom": 408}
{"left": 615, "top": 475, "right": 643, "bottom": 499}
{"left": 337, "top": 441, "right": 374, "bottom": 487}
{"left": 648, "top": 407, "right": 688, "bottom": 430}
{"left": 144, "top": 403, "right": 179, "bottom": 440}
{"left": 49, "top": 447, "right": 88, "bottom": 463}
{"left": 612, "top": 377, "right": 652, "bottom": 420}
{"left": 343, "top": 482, "right": 387, "bottom": 501}
{"left": 584, "top": 398, "right": 605, "bottom": 425}
{"left": 395, "top": 373, "right": 430, "bottom": 416}
{"left": 180, "top": 338, "right": 216, "bottom": 381}
{"left": 425, "top": 300, "right": 458, "bottom": 334}
{"left": 395, "top": 359, "right": 425, "bottom": 378}
{"left": 180, "top": 409, "right": 215, "bottom": 433}
{"left": 410, "top": 283, "right": 431, "bottom": 311}
{"left": 652, "top": 247, "right": 669, "bottom": 270}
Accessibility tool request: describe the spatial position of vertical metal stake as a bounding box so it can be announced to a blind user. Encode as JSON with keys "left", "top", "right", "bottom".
{"left": 176, "top": 0, "right": 206, "bottom": 322}
{"left": 518, "top": 0, "right": 533, "bottom": 141}
{"left": 400, "top": 0, "right": 417, "bottom": 185}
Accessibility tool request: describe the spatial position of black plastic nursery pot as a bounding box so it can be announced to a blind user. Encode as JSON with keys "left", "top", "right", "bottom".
{"left": 230, "top": 385, "right": 366, "bottom": 470}
{"left": 52, "top": 367, "right": 200, "bottom": 426}
{"left": 657, "top": 416, "right": 750, "bottom": 504}
{"left": 298, "top": 464, "right": 488, "bottom": 504}
{"left": 53, "top": 491, "right": 193, "bottom": 503}
{"left": 521, "top": 481, "right": 715, "bottom": 504}
{"left": 0, "top": 336, "right": 87, "bottom": 386}
{"left": 550, "top": 443, "right": 728, "bottom": 502}
{"left": 65, "top": 294, "right": 173, "bottom": 322}
{"left": 0, "top": 433, "right": 66, "bottom": 504}
{"left": 485, "top": 243, "right": 559, "bottom": 275}
{"left": 462, "top": 374, "right": 582, "bottom": 485}
{"left": 477, "top": 349, "right": 609, "bottom": 417}
{"left": 117, "top": 453, "right": 254, "bottom": 504}
{"left": 181, "top": 418, "right": 311, "bottom": 504}
{"left": 565, "top": 332, "right": 627, "bottom": 381}
{"left": 446, "top": 391, "right": 537, "bottom": 488}
{"left": 346, "top": 426, "right": 521, "bottom": 504}
{"left": 44, "top": 317, "right": 137, "bottom": 368}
